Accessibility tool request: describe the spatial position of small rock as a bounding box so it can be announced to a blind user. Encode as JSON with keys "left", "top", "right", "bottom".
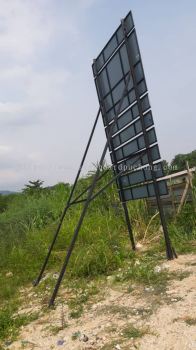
{"left": 162, "top": 263, "right": 170, "bottom": 270}
{"left": 115, "top": 345, "right": 121, "bottom": 350}
{"left": 57, "top": 339, "right": 64, "bottom": 346}
{"left": 42, "top": 273, "right": 50, "bottom": 281}
{"left": 134, "top": 259, "right": 140, "bottom": 266}
{"left": 171, "top": 298, "right": 177, "bottom": 302}
{"left": 154, "top": 263, "right": 170, "bottom": 273}
{"left": 4, "top": 340, "right": 12, "bottom": 346}
{"left": 106, "top": 275, "right": 115, "bottom": 283}
{"left": 79, "top": 334, "right": 89, "bottom": 342}
{"left": 166, "top": 289, "right": 175, "bottom": 295}
{"left": 136, "top": 242, "right": 143, "bottom": 250}
{"left": 21, "top": 340, "right": 30, "bottom": 346}
{"left": 98, "top": 324, "right": 104, "bottom": 330}
{"left": 154, "top": 265, "right": 162, "bottom": 273}
{"left": 144, "top": 286, "right": 154, "bottom": 292}
{"left": 6, "top": 271, "right": 13, "bottom": 278}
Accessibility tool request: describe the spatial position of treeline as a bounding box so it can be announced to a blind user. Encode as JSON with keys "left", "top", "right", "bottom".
{"left": 163, "top": 150, "right": 196, "bottom": 174}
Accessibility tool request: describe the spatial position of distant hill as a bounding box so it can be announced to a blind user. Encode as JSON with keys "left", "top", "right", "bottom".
{"left": 0, "top": 190, "right": 16, "bottom": 195}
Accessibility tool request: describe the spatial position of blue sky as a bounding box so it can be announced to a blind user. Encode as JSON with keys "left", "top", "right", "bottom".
{"left": 0, "top": 0, "right": 195, "bottom": 190}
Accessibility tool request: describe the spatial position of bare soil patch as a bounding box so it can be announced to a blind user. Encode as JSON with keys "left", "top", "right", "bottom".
{"left": 3, "top": 254, "right": 196, "bottom": 350}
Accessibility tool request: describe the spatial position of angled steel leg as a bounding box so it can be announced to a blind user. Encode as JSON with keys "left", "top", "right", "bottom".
{"left": 49, "top": 138, "right": 110, "bottom": 306}
{"left": 49, "top": 73, "right": 131, "bottom": 306}
{"left": 70, "top": 168, "right": 110, "bottom": 205}
{"left": 33, "top": 108, "right": 101, "bottom": 286}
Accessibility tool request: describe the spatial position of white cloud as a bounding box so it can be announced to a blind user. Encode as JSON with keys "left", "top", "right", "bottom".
{"left": 0, "top": 0, "right": 53, "bottom": 61}
{"left": 25, "top": 69, "right": 72, "bottom": 105}
{"left": 0, "top": 0, "right": 100, "bottom": 190}
{"left": 0, "top": 1, "right": 76, "bottom": 130}
{"left": 0, "top": 0, "right": 90, "bottom": 65}
{"left": 0, "top": 101, "right": 43, "bottom": 126}
{"left": 27, "top": 152, "right": 42, "bottom": 161}
{"left": 78, "top": 0, "right": 97, "bottom": 9}
{"left": 0, "top": 64, "right": 72, "bottom": 127}
{"left": 0, "top": 101, "right": 22, "bottom": 114}
{"left": 0, "top": 65, "right": 31, "bottom": 80}
{"left": 0, "top": 144, "right": 11, "bottom": 154}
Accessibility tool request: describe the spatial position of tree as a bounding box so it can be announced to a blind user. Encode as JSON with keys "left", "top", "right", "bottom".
{"left": 0, "top": 194, "right": 8, "bottom": 213}
{"left": 162, "top": 160, "right": 170, "bottom": 175}
{"left": 23, "top": 179, "right": 44, "bottom": 195}
{"left": 170, "top": 150, "right": 196, "bottom": 173}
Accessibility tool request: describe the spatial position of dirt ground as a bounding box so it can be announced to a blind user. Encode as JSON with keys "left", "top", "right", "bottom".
{"left": 5, "top": 254, "right": 196, "bottom": 350}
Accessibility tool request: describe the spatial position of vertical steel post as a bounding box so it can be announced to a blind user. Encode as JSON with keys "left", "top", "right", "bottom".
{"left": 93, "top": 61, "right": 136, "bottom": 251}
{"left": 121, "top": 18, "right": 175, "bottom": 260}
{"left": 33, "top": 108, "right": 101, "bottom": 286}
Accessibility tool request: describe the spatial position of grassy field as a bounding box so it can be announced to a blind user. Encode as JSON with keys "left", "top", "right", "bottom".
{"left": 0, "top": 169, "right": 195, "bottom": 342}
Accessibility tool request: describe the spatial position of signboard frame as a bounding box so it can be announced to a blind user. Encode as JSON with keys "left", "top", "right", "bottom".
{"left": 34, "top": 11, "right": 177, "bottom": 307}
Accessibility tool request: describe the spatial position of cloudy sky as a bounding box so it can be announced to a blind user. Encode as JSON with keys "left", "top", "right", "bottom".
{"left": 0, "top": 0, "right": 195, "bottom": 191}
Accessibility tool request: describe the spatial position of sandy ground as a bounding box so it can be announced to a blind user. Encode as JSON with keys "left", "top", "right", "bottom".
{"left": 3, "top": 254, "right": 196, "bottom": 350}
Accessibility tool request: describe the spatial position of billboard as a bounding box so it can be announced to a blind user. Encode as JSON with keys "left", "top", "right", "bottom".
{"left": 93, "top": 11, "right": 167, "bottom": 201}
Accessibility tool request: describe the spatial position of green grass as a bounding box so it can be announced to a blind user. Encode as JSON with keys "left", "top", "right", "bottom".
{"left": 46, "top": 323, "right": 69, "bottom": 335}
{"left": 113, "top": 251, "right": 170, "bottom": 293}
{"left": 122, "top": 324, "right": 147, "bottom": 339}
{"left": 71, "top": 331, "right": 81, "bottom": 340}
{"left": 0, "top": 306, "right": 39, "bottom": 341}
{"left": 100, "top": 324, "right": 148, "bottom": 350}
{"left": 185, "top": 317, "right": 196, "bottom": 326}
